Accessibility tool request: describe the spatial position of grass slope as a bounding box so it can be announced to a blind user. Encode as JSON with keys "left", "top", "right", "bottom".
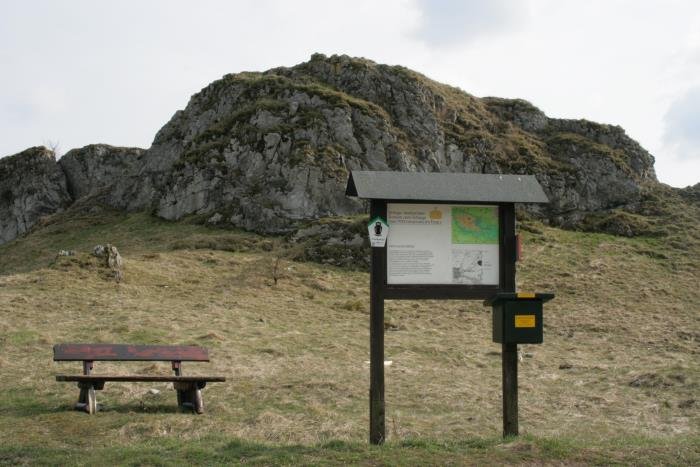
{"left": 0, "top": 207, "right": 698, "bottom": 465}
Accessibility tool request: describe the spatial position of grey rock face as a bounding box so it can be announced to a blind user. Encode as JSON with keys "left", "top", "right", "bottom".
{"left": 546, "top": 119, "right": 656, "bottom": 181}
{"left": 482, "top": 97, "right": 548, "bottom": 132}
{"left": 0, "top": 54, "right": 668, "bottom": 242}
{"left": 59, "top": 144, "right": 146, "bottom": 207}
{"left": 139, "top": 72, "right": 401, "bottom": 232}
{"left": 0, "top": 144, "right": 148, "bottom": 245}
{"left": 129, "top": 53, "right": 658, "bottom": 233}
{"left": 0, "top": 147, "right": 72, "bottom": 244}
{"left": 680, "top": 183, "right": 700, "bottom": 204}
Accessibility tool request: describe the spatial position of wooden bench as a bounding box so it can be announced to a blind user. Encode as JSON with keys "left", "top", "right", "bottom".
{"left": 54, "top": 344, "right": 226, "bottom": 414}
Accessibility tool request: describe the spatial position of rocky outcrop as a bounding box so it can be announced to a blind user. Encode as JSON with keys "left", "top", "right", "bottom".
{"left": 680, "top": 183, "right": 700, "bottom": 204}
{"left": 58, "top": 144, "right": 145, "bottom": 207}
{"left": 129, "top": 53, "right": 658, "bottom": 233}
{"left": 0, "top": 147, "right": 72, "bottom": 244}
{"left": 0, "top": 144, "right": 147, "bottom": 245}
{"left": 0, "top": 54, "right": 672, "bottom": 243}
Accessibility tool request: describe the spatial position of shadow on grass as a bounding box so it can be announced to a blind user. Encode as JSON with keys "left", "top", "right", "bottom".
{"left": 4, "top": 389, "right": 202, "bottom": 418}
{"left": 94, "top": 403, "right": 185, "bottom": 415}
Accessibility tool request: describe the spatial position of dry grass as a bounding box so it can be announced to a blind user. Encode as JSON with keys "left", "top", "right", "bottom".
{"left": 0, "top": 210, "right": 698, "bottom": 464}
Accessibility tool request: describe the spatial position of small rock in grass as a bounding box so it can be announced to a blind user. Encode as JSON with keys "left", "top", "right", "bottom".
{"left": 678, "top": 399, "right": 695, "bottom": 409}
{"left": 148, "top": 388, "right": 160, "bottom": 395}
{"left": 629, "top": 373, "right": 670, "bottom": 388}
{"left": 207, "top": 213, "right": 223, "bottom": 224}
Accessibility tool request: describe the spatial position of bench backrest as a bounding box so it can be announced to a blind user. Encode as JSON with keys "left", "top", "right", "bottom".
{"left": 53, "top": 344, "right": 210, "bottom": 362}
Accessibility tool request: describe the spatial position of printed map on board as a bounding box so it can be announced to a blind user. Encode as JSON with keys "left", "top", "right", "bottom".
{"left": 451, "top": 206, "right": 499, "bottom": 244}
{"left": 452, "top": 249, "right": 485, "bottom": 283}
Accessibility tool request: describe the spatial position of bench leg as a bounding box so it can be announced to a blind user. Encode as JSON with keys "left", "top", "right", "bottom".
{"left": 77, "top": 385, "right": 88, "bottom": 409}
{"left": 174, "top": 382, "right": 194, "bottom": 412}
{"left": 173, "top": 382, "right": 204, "bottom": 414}
{"left": 87, "top": 386, "right": 97, "bottom": 415}
{"left": 178, "top": 388, "right": 194, "bottom": 410}
{"left": 193, "top": 388, "right": 204, "bottom": 414}
{"left": 76, "top": 383, "right": 98, "bottom": 414}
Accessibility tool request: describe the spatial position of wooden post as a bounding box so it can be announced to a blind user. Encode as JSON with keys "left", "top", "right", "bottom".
{"left": 369, "top": 199, "right": 386, "bottom": 445}
{"left": 501, "top": 203, "right": 518, "bottom": 437}
{"left": 502, "top": 342, "right": 518, "bottom": 436}
{"left": 501, "top": 203, "right": 517, "bottom": 293}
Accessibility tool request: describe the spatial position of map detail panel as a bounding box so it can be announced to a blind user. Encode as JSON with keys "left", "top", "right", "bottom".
{"left": 452, "top": 249, "right": 484, "bottom": 283}
{"left": 451, "top": 206, "right": 499, "bottom": 245}
{"left": 451, "top": 245, "right": 499, "bottom": 285}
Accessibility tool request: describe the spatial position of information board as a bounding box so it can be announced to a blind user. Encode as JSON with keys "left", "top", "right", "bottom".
{"left": 387, "top": 203, "right": 500, "bottom": 285}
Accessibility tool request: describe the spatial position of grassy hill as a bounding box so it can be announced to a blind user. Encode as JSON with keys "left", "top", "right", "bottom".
{"left": 0, "top": 204, "right": 698, "bottom": 465}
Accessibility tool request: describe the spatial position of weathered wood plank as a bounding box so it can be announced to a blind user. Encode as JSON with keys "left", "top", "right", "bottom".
{"left": 56, "top": 375, "right": 225, "bottom": 382}
{"left": 53, "top": 344, "right": 210, "bottom": 362}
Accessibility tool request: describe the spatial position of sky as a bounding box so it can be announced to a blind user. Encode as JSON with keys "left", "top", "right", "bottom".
{"left": 1, "top": 0, "right": 698, "bottom": 187}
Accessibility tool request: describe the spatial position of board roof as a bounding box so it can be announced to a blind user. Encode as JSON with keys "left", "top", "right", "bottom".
{"left": 346, "top": 171, "right": 549, "bottom": 203}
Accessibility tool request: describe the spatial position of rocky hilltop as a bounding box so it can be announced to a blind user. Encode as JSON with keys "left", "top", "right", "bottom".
{"left": 0, "top": 147, "right": 72, "bottom": 244}
{"left": 0, "top": 53, "right": 687, "bottom": 246}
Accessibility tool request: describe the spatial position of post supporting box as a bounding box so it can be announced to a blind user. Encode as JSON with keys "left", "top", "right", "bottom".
{"left": 484, "top": 291, "right": 554, "bottom": 437}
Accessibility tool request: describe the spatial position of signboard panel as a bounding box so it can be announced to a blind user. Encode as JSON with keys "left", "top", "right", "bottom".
{"left": 387, "top": 203, "right": 500, "bottom": 285}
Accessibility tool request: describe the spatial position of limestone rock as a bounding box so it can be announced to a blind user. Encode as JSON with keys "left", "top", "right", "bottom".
{"left": 58, "top": 144, "right": 146, "bottom": 207}
{"left": 106, "top": 243, "right": 123, "bottom": 283}
{"left": 126, "top": 53, "right": 659, "bottom": 234}
{"left": 0, "top": 54, "right": 672, "bottom": 243}
{"left": 0, "top": 147, "right": 72, "bottom": 245}
{"left": 482, "top": 97, "right": 548, "bottom": 132}
{"left": 680, "top": 182, "right": 700, "bottom": 204}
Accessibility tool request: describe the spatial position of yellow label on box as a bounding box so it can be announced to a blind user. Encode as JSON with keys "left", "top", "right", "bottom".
{"left": 515, "top": 315, "right": 536, "bottom": 328}
{"left": 517, "top": 292, "right": 536, "bottom": 299}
